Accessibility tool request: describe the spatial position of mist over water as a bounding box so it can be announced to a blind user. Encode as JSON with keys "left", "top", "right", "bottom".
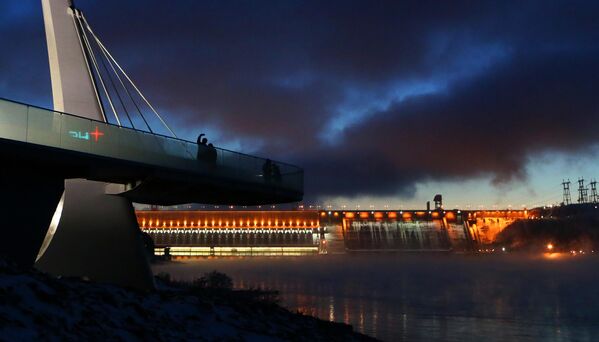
{"left": 154, "top": 254, "right": 599, "bottom": 341}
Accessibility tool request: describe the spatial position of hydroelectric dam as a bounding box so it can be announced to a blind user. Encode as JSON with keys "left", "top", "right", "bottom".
{"left": 135, "top": 206, "right": 530, "bottom": 257}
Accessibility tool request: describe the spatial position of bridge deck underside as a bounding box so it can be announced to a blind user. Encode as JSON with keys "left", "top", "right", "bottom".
{"left": 0, "top": 137, "right": 300, "bottom": 205}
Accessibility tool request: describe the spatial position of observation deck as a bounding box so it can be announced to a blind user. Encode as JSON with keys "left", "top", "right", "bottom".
{"left": 0, "top": 98, "right": 303, "bottom": 205}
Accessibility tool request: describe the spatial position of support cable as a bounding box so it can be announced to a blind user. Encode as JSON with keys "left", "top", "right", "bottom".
{"left": 94, "top": 40, "right": 136, "bottom": 129}
{"left": 70, "top": 8, "right": 107, "bottom": 122}
{"left": 74, "top": 11, "right": 121, "bottom": 125}
{"left": 82, "top": 15, "right": 177, "bottom": 138}
{"left": 79, "top": 12, "right": 195, "bottom": 160}
{"left": 92, "top": 35, "right": 154, "bottom": 133}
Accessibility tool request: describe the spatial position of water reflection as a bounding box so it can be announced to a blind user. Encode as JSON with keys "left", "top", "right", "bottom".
{"left": 154, "top": 254, "right": 599, "bottom": 341}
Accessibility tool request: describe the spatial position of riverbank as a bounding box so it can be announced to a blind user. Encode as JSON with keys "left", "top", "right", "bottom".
{"left": 0, "top": 260, "right": 375, "bottom": 341}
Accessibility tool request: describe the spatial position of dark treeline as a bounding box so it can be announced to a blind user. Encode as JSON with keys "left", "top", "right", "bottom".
{"left": 495, "top": 217, "right": 599, "bottom": 252}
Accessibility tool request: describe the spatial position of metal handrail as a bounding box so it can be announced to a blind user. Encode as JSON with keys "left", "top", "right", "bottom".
{"left": 0, "top": 97, "right": 303, "bottom": 172}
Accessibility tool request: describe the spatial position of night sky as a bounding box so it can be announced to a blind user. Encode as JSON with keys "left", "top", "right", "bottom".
{"left": 1, "top": 1, "right": 598, "bottom": 208}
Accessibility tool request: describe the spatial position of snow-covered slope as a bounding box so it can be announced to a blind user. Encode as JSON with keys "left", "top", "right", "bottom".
{"left": 0, "top": 261, "right": 376, "bottom": 341}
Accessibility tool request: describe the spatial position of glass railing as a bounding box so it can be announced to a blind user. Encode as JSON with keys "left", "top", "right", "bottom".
{"left": 0, "top": 98, "right": 303, "bottom": 193}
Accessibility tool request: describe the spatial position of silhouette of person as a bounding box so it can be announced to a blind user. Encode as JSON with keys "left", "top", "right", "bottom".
{"left": 208, "top": 143, "right": 217, "bottom": 163}
{"left": 197, "top": 134, "right": 209, "bottom": 161}
{"left": 197, "top": 133, "right": 206, "bottom": 145}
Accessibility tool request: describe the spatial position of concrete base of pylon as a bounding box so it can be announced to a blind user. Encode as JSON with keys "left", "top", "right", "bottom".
{"left": 36, "top": 179, "right": 154, "bottom": 290}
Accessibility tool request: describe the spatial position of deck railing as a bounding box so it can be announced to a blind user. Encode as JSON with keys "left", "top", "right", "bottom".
{"left": 0, "top": 98, "right": 303, "bottom": 193}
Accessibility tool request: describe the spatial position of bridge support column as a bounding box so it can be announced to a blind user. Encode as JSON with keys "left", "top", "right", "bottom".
{"left": 0, "top": 172, "right": 63, "bottom": 268}
{"left": 35, "top": 180, "right": 154, "bottom": 290}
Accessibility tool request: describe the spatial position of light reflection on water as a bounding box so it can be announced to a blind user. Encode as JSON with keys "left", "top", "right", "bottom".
{"left": 153, "top": 254, "right": 599, "bottom": 341}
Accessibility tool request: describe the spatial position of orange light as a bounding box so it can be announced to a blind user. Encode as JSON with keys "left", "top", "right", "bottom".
{"left": 402, "top": 212, "right": 412, "bottom": 219}
{"left": 333, "top": 212, "right": 339, "bottom": 217}
{"left": 445, "top": 212, "right": 455, "bottom": 220}
{"left": 374, "top": 212, "right": 383, "bottom": 219}
{"left": 359, "top": 212, "right": 369, "bottom": 219}
{"left": 431, "top": 212, "right": 439, "bottom": 218}
{"left": 345, "top": 212, "right": 355, "bottom": 219}
{"left": 388, "top": 212, "right": 397, "bottom": 219}
{"left": 320, "top": 212, "right": 326, "bottom": 217}
{"left": 547, "top": 243, "right": 554, "bottom": 251}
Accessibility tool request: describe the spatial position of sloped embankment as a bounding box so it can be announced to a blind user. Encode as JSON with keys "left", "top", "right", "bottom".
{"left": 0, "top": 262, "right": 376, "bottom": 341}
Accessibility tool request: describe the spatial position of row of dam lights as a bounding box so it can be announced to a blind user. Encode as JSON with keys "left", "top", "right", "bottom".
{"left": 141, "top": 219, "right": 318, "bottom": 228}
{"left": 143, "top": 228, "right": 315, "bottom": 234}
{"left": 340, "top": 211, "right": 458, "bottom": 220}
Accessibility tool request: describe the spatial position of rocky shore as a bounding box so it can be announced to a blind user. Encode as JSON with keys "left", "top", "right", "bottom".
{"left": 0, "top": 261, "right": 376, "bottom": 341}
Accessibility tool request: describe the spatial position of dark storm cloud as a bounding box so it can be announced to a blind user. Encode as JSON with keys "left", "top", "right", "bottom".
{"left": 0, "top": 2, "right": 50, "bottom": 105}
{"left": 306, "top": 50, "right": 599, "bottom": 197}
{"left": 1, "top": 1, "right": 598, "bottom": 200}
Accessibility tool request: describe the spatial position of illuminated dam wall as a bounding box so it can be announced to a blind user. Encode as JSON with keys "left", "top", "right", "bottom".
{"left": 136, "top": 211, "right": 323, "bottom": 256}
{"left": 136, "top": 209, "right": 529, "bottom": 256}
{"left": 464, "top": 210, "right": 529, "bottom": 246}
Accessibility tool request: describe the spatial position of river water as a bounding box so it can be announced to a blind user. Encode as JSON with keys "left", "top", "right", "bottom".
{"left": 153, "top": 254, "right": 599, "bottom": 341}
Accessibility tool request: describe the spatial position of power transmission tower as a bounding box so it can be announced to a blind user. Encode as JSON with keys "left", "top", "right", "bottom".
{"left": 562, "top": 179, "right": 572, "bottom": 205}
{"left": 591, "top": 179, "right": 598, "bottom": 203}
{"left": 577, "top": 178, "right": 588, "bottom": 203}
